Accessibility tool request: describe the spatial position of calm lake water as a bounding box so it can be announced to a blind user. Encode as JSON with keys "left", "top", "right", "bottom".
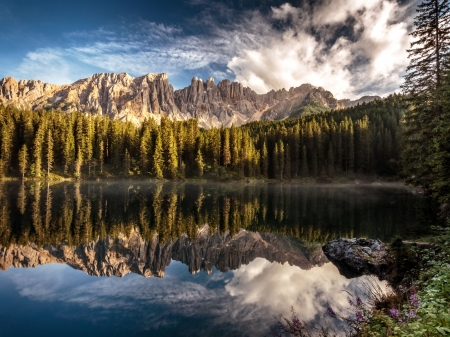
{"left": 0, "top": 182, "right": 430, "bottom": 336}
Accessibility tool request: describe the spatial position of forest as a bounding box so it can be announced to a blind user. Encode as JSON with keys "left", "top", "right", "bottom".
{"left": 0, "top": 182, "right": 424, "bottom": 247}
{"left": 0, "top": 94, "right": 404, "bottom": 181}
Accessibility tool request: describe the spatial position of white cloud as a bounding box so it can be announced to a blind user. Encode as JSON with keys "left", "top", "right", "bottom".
{"left": 6, "top": 258, "right": 389, "bottom": 335}
{"left": 14, "top": 48, "right": 78, "bottom": 85}
{"left": 228, "top": 0, "right": 412, "bottom": 98}
{"left": 11, "top": 0, "right": 413, "bottom": 97}
{"left": 226, "top": 258, "right": 387, "bottom": 322}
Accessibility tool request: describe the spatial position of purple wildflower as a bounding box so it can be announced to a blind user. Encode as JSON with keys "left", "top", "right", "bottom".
{"left": 348, "top": 298, "right": 354, "bottom": 306}
{"left": 327, "top": 307, "right": 337, "bottom": 318}
{"left": 407, "top": 310, "right": 419, "bottom": 320}
{"left": 355, "top": 312, "right": 365, "bottom": 323}
{"left": 410, "top": 293, "right": 421, "bottom": 309}
{"left": 390, "top": 308, "right": 400, "bottom": 319}
{"left": 356, "top": 297, "right": 362, "bottom": 306}
{"left": 292, "top": 317, "right": 302, "bottom": 329}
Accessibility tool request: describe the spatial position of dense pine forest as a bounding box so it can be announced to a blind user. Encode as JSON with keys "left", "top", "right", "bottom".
{"left": 0, "top": 182, "right": 424, "bottom": 247}
{"left": 0, "top": 94, "right": 403, "bottom": 181}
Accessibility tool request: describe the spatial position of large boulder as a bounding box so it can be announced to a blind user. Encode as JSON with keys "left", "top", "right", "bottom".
{"left": 322, "top": 238, "right": 391, "bottom": 279}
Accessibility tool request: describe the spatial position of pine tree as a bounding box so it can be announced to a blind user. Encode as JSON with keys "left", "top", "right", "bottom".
{"left": 428, "top": 70, "right": 450, "bottom": 202}
{"left": 195, "top": 148, "right": 204, "bottom": 177}
{"left": 46, "top": 129, "right": 54, "bottom": 177}
{"left": 18, "top": 144, "right": 28, "bottom": 179}
{"left": 139, "top": 129, "right": 150, "bottom": 176}
{"left": 273, "top": 143, "right": 280, "bottom": 179}
{"left": 165, "top": 130, "right": 178, "bottom": 179}
{"left": 63, "top": 121, "right": 75, "bottom": 175}
{"left": 124, "top": 148, "right": 130, "bottom": 176}
{"left": 98, "top": 139, "right": 104, "bottom": 174}
{"left": 278, "top": 140, "right": 285, "bottom": 180}
{"left": 261, "top": 141, "right": 268, "bottom": 178}
{"left": 33, "top": 125, "right": 45, "bottom": 178}
{"left": 284, "top": 143, "right": 291, "bottom": 180}
{"left": 402, "top": 0, "right": 450, "bottom": 190}
{"left": 301, "top": 145, "right": 309, "bottom": 176}
{"left": 222, "top": 127, "right": 231, "bottom": 167}
{"left": 327, "top": 142, "right": 334, "bottom": 178}
{"left": 152, "top": 133, "right": 164, "bottom": 179}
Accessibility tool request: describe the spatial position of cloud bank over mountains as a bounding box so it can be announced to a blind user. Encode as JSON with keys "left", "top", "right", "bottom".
{"left": 11, "top": 0, "right": 415, "bottom": 99}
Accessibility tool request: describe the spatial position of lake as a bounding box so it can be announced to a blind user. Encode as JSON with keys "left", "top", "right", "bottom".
{"left": 0, "top": 182, "right": 430, "bottom": 336}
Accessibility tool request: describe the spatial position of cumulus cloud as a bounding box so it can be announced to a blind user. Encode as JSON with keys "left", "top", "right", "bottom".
{"left": 5, "top": 258, "right": 388, "bottom": 335}
{"left": 11, "top": 0, "right": 414, "bottom": 97}
{"left": 229, "top": 0, "right": 412, "bottom": 98}
{"left": 226, "top": 258, "right": 387, "bottom": 322}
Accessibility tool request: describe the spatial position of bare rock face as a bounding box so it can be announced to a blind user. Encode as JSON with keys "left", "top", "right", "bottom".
{"left": 0, "top": 73, "right": 186, "bottom": 124}
{"left": 174, "top": 77, "right": 265, "bottom": 128}
{"left": 174, "top": 79, "right": 346, "bottom": 127}
{"left": 172, "top": 227, "right": 328, "bottom": 274}
{"left": 0, "top": 227, "right": 328, "bottom": 278}
{"left": 0, "top": 72, "right": 376, "bottom": 128}
{"left": 322, "top": 238, "right": 391, "bottom": 279}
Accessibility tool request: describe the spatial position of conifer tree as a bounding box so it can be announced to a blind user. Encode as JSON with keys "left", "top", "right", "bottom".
{"left": 139, "top": 127, "right": 150, "bottom": 176}
{"left": 18, "top": 144, "right": 28, "bottom": 179}
{"left": 98, "top": 139, "right": 104, "bottom": 174}
{"left": 33, "top": 125, "right": 45, "bottom": 178}
{"left": 124, "top": 148, "right": 130, "bottom": 176}
{"left": 46, "top": 129, "right": 54, "bottom": 177}
{"left": 301, "top": 145, "right": 309, "bottom": 176}
{"left": 152, "top": 133, "right": 164, "bottom": 179}
{"left": 195, "top": 148, "right": 204, "bottom": 177}
{"left": 273, "top": 143, "right": 280, "bottom": 179}
{"left": 327, "top": 142, "right": 334, "bottom": 178}
{"left": 402, "top": 0, "right": 450, "bottom": 191}
{"left": 222, "top": 127, "right": 231, "bottom": 167}
{"left": 74, "top": 146, "right": 83, "bottom": 179}
{"left": 278, "top": 140, "right": 285, "bottom": 180}
{"left": 165, "top": 130, "right": 178, "bottom": 179}
{"left": 63, "top": 121, "right": 75, "bottom": 175}
{"left": 284, "top": 143, "right": 291, "bottom": 180}
{"left": 261, "top": 142, "right": 269, "bottom": 178}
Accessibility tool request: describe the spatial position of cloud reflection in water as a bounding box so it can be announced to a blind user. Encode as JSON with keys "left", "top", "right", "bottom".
{"left": 3, "top": 257, "right": 387, "bottom": 336}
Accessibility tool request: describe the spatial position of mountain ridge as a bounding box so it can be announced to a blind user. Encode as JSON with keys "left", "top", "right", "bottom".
{"left": 0, "top": 72, "right": 381, "bottom": 128}
{"left": 0, "top": 227, "right": 327, "bottom": 278}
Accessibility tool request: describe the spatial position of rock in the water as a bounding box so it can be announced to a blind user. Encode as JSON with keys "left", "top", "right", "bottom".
{"left": 322, "top": 238, "right": 391, "bottom": 279}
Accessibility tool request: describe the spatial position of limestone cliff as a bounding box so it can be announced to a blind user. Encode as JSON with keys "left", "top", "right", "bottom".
{"left": 0, "top": 227, "right": 328, "bottom": 278}
{"left": 0, "top": 73, "right": 186, "bottom": 124}
{"left": 0, "top": 72, "right": 376, "bottom": 128}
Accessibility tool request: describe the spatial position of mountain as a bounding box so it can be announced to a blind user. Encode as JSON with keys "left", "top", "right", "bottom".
{"left": 0, "top": 227, "right": 328, "bottom": 278}
{"left": 338, "top": 96, "right": 382, "bottom": 108}
{"left": 0, "top": 73, "right": 380, "bottom": 128}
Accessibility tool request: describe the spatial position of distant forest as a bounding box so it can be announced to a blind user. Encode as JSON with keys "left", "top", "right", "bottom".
{"left": 0, "top": 95, "right": 403, "bottom": 180}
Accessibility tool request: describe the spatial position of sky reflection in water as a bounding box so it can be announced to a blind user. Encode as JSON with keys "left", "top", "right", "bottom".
{"left": 0, "top": 182, "right": 424, "bottom": 336}
{"left": 0, "top": 258, "right": 385, "bottom": 337}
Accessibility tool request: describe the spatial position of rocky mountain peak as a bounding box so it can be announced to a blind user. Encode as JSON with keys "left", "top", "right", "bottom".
{"left": 0, "top": 72, "right": 382, "bottom": 128}
{"left": 0, "top": 228, "right": 328, "bottom": 278}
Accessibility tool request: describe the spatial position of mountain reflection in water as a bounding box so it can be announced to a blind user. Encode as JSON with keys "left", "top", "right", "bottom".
{"left": 0, "top": 182, "right": 427, "bottom": 336}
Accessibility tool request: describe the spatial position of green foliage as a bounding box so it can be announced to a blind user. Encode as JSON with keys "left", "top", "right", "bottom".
{"left": 0, "top": 95, "right": 404, "bottom": 181}
{"left": 289, "top": 100, "right": 331, "bottom": 118}
{"left": 401, "top": 0, "right": 450, "bottom": 203}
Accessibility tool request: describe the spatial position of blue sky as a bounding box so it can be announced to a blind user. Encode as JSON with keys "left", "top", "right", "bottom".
{"left": 0, "top": 0, "right": 418, "bottom": 98}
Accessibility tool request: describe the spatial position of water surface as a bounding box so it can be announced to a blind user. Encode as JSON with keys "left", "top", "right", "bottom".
{"left": 0, "top": 182, "right": 428, "bottom": 336}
